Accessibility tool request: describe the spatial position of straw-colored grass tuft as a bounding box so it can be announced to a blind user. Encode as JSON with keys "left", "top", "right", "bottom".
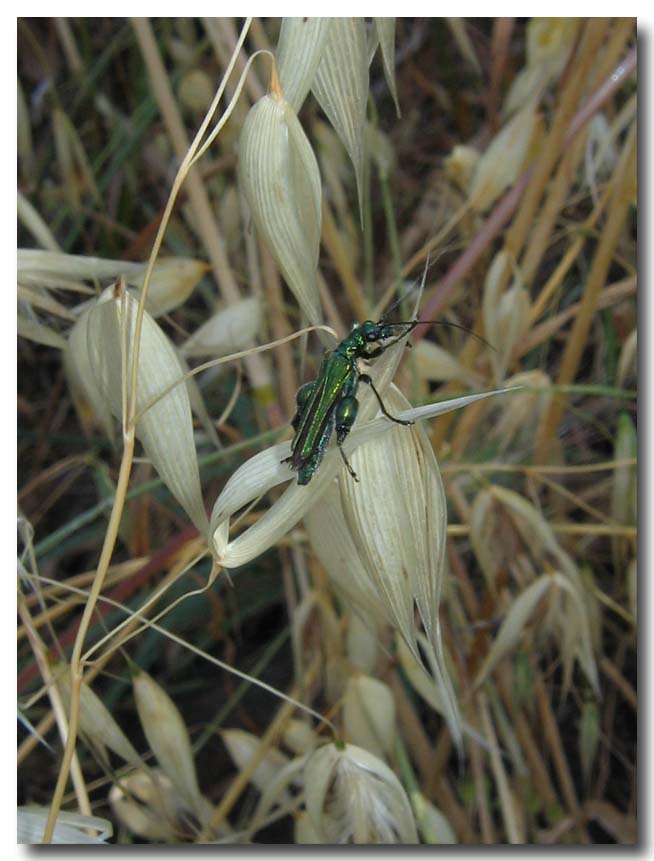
{"left": 18, "top": 17, "right": 636, "bottom": 845}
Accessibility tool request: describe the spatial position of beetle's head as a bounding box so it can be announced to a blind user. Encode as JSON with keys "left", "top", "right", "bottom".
{"left": 353, "top": 319, "right": 417, "bottom": 345}
{"left": 357, "top": 320, "right": 381, "bottom": 342}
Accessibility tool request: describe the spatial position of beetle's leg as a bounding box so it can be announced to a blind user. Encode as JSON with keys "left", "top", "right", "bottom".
{"left": 336, "top": 443, "right": 359, "bottom": 481}
{"left": 362, "top": 341, "right": 413, "bottom": 362}
{"left": 291, "top": 380, "right": 315, "bottom": 431}
{"left": 282, "top": 380, "right": 316, "bottom": 466}
{"left": 361, "top": 345, "right": 386, "bottom": 360}
{"left": 359, "top": 373, "right": 414, "bottom": 426}
{"left": 335, "top": 394, "right": 359, "bottom": 482}
{"left": 361, "top": 328, "right": 416, "bottom": 361}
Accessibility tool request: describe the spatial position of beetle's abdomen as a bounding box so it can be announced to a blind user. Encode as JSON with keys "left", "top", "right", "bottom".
{"left": 335, "top": 396, "right": 358, "bottom": 442}
{"left": 290, "top": 353, "right": 353, "bottom": 470}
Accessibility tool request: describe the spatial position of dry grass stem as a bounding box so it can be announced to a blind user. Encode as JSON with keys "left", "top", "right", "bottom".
{"left": 18, "top": 18, "right": 636, "bottom": 847}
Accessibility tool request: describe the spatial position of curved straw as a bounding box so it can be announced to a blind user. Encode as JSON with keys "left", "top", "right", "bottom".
{"left": 42, "top": 20, "right": 256, "bottom": 844}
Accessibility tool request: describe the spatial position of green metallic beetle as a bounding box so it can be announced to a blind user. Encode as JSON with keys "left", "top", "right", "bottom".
{"left": 283, "top": 318, "right": 420, "bottom": 485}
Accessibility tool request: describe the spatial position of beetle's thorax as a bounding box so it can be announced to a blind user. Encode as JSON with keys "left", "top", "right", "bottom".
{"left": 336, "top": 326, "right": 367, "bottom": 360}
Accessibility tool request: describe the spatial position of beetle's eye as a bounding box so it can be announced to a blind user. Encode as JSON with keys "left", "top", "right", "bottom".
{"left": 366, "top": 331, "right": 378, "bottom": 341}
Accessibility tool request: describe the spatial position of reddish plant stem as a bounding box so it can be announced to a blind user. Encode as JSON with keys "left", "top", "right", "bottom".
{"left": 17, "top": 525, "right": 198, "bottom": 694}
{"left": 413, "top": 45, "right": 637, "bottom": 340}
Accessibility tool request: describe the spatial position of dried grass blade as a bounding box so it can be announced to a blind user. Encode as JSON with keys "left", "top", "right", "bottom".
{"left": 276, "top": 17, "right": 331, "bottom": 112}
{"left": 18, "top": 808, "right": 113, "bottom": 845}
{"left": 312, "top": 17, "right": 369, "bottom": 218}
{"left": 132, "top": 668, "right": 205, "bottom": 816}
{"left": 181, "top": 297, "right": 261, "bottom": 358}
{"left": 374, "top": 18, "right": 400, "bottom": 115}
{"left": 239, "top": 93, "right": 322, "bottom": 324}
{"left": 17, "top": 315, "right": 67, "bottom": 350}
{"left": 474, "top": 575, "right": 553, "bottom": 687}
{"left": 469, "top": 101, "right": 537, "bottom": 212}
{"left": 87, "top": 286, "right": 208, "bottom": 532}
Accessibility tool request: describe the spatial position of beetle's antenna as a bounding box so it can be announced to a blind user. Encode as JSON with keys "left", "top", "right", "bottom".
{"left": 377, "top": 289, "right": 411, "bottom": 324}
{"left": 383, "top": 318, "right": 495, "bottom": 351}
{"left": 378, "top": 253, "right": 435, "bottom": 324}
{"left": 414, "top": 251, "right": 431, "bottom": 317}
{"left": 377, "top": 254, "right": 496, "bottom": 351}
{"left": 414, "top": 319, "right": 497, "bottom": 351}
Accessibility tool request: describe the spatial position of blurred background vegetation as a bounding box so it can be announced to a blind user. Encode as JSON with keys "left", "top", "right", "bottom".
{"left": 18, "top": 18, "right": 636, "bottom": 844}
